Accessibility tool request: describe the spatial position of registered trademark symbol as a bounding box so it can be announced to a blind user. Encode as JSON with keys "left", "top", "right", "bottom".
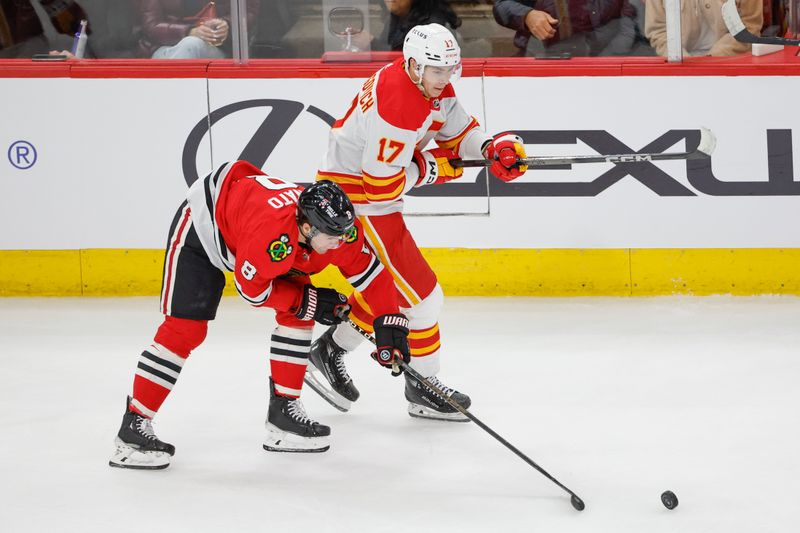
{"left": 8, "top": 140, "right": 37, "bottom": 170}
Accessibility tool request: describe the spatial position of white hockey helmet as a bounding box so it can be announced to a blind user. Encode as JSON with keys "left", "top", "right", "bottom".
{"left": 403, "top": 23, "right": 462, "bottom": 85}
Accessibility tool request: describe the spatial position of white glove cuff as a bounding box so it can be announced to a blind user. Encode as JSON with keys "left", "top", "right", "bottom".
{"left": 494, "top": 133, "right": 524, "bottom": 146}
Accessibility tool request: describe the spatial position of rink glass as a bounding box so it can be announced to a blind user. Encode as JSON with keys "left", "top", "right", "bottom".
{"left": 1, "top": 1, "right": 788, "bottom": 61}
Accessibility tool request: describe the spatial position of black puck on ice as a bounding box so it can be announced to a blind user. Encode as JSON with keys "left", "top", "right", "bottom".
{"left": 661, "top": 490, "right": 678, "bottom": 510}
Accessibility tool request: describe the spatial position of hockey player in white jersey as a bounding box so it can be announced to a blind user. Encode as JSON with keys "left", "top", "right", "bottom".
{"left": 307, "top": 23, "right": 528, "bottom": 420}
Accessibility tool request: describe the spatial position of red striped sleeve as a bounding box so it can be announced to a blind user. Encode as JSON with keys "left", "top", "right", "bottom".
{"left": 436, "top": 116, "right": 480, "bottom": 153}
{"left": 332, "top": 95, "right": 358, "bottom": 129}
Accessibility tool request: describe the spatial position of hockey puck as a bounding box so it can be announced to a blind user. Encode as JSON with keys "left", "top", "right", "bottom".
{"left": 661, "top": 490, "right": 678, "bottom": 510}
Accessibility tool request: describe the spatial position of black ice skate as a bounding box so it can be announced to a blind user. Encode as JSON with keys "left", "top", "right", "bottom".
{"left": 405, "top": 374, "right": 472, "bottom": 422}
{"left": 109, "top": 397, "right": 175, "bottom": 470}
{"left": 264, "top": 379, "right": 331, "bottom": 453}
{"left": 304, "top": 326, "right": 360, "bottom": 412}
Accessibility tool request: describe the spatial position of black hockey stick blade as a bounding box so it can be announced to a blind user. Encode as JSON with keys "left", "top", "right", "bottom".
{"left": 452, "top": 127, "right": 715, "bottom": 169}
{"left": 722, "top": 0, "right": 800, "bottom": 46}
{"left": 341, "top": 314, "right": 586, "bottom": 511}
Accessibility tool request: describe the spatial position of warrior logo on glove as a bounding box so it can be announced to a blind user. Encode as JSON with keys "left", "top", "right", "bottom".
{"left": 371, "top": 313, "right": 411, "bottom": 376}
{"left": 377, "top": 348, "right": 394, "bottom": 364}
{"left": 295, "top": 285, "right": 350, "bottom": 325}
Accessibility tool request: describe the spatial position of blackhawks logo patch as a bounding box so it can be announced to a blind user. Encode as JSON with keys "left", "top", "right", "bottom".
{"left": 344, "top": 225, "right": 358, "bottom": 244}
{"left": 268, "top": 234, "right": 293, "bottom": 262}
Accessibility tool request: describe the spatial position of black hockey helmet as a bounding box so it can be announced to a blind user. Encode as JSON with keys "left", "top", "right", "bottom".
{"left": 297, "top": 180, "right": 355, "bottom": 236}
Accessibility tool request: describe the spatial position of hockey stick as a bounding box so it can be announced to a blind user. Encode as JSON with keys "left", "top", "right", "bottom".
{"left": 451, "top": 126, "right": 716, "bottom": 168}
{"left": 343, "top": 316, "right": 586, "bottom": 511}
{"left": 722, "top": 0, "right": 800, "bottom": 46}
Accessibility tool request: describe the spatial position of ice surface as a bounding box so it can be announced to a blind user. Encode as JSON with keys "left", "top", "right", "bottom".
{"left": 1, "top": 296, "right": 798, "bottom": 533}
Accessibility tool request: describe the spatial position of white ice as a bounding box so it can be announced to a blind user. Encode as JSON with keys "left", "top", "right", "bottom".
{"left": 1, "top": 296, "right": 798, "bottom": 533}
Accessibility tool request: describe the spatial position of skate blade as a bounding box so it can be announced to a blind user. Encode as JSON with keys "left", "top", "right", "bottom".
{"left": 263, "top": 424, "right": 330, "bottom": 453}
{"left": 303, "top": 369, "right": 352, "bottom": 412}
{"left": 109, "top": 439, "right": 171, "bottom": 469}
{"left": 407, "top": 402, "right": 471, "bottom": 423}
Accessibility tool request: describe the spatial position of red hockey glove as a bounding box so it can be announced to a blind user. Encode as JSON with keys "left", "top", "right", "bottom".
{"left": 295, "top": 285, "right": 350, "bottom": 326}
{"left": 484, "top": 133, "right": 528, "bottom": 182}
{"left": 371, "top": 313, "right": 411, "bottom": 377}
{"left": 414, "top": 148, "right": 463, "bottom": 186}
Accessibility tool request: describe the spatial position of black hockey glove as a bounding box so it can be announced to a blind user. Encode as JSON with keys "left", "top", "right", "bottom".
{"left": 371, "top": 313, "right": 411, "bottom": 377}
{"left": 295, "top": 285, "right": 350, "bottom": 326}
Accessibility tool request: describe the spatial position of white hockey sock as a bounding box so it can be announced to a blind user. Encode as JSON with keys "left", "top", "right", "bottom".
{"left": 410, "top": 351, "right": 440, "bottom": 378}
{"left": 332, "top": 322, "right": 366, "bottom": 352}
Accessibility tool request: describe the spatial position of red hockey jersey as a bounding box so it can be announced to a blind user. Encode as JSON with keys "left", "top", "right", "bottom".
{"left": 186, "top": 160, "right": 398, "bottom": 316}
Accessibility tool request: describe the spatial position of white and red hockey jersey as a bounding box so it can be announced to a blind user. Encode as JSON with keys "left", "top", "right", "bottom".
{"left": 317, "top": 57, "right": 490, "bottom": 216}
{"left": 186, "top": 160, "right": 399, "bottom": 316}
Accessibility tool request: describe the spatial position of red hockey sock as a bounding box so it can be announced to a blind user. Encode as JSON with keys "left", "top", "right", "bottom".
{"left": 130, "top": 317, "right": 207, "bottom": 417}
{"left": 269, "top": 325, "right": 312, "bottom": 398}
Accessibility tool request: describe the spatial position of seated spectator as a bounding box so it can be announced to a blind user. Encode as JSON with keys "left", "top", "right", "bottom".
{"left": 376, "top": 0, "right": 462, "bottom": 51}
{"left": 645, "top": 0, "right": 763, "bottom": 56}
{"left": 0, "top": 0, "right": 87, "bottom": 58}
{"left": 628, "top": 0, "right": 656, "bottom": 55}
{"left": 493, "top": 0, "right": 641, "bottom": 57}
{"left": 50, "top": 0, "right": 139, "bottom": 58}
{"left": 81, "top": 0, "right": 139, "bottom": 57}
{"left": 136, "top": 0, "right": 258, "bottom": 59}
{"left": 335, "top": 0, "right": 461, "bottom": 53}
{"left": 249, "top": 0, "right": 297, "bottom": 58}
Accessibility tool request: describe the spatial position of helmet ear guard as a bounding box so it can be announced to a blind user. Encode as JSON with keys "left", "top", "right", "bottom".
{"left": 297, "top": 181, "right": 355, "bottom": 236}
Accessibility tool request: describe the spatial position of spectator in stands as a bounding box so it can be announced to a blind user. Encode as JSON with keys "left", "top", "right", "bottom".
{"left": 250, "top": 0, "right": 297, "bottom": 58}
{"left": 624, "top": 0, "right": 656, "bottom": 55}
{"left": 377, "top": 0, "right": 462, "bottom": 51}
{"left": 645, "top": 0, "right": 763, "bottom": 56}
{"left": 492, "top": 0, "right": 642, "bottom": 56}
{"left": 337, "top": 0, "right": 461, "bottom": 53}
{"left": 49, "top": 0, "right": 139, "bottom": 58}
{"left": 0, "top": 0, "right": 87, "bottom": 58}
{"left": 80, "top": 0, "right": 139, "bottom": 57}
{"left": 135, "top": 0, "right": 258, "bottom": 59}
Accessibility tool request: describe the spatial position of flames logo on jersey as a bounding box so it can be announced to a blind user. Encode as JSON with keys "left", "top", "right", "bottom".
{"left": 344, "top": 225, "right": 358, "bottom": 244}
{"left": 268, "top": 234, "right": 293, "bottom": 262}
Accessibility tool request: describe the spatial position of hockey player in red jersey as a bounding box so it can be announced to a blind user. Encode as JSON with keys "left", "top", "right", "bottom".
{"left": 109, "top": 160, "right": 408, "bottom": 469}
{"left": 306, "top": 23, "right": 528, "bottom": 421}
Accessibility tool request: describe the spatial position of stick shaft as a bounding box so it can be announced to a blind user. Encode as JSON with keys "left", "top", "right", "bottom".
{"left": 346, "top": 317, "right": 582, "bottom": 501}
{"left": 452, "top": 150, "right": 702, "bottom": 168}
{"left": 400, "top": 360, "right": 578, "bottom": 496}
{"left": 453, "top": 126, "right": 715, "bottom": 169}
